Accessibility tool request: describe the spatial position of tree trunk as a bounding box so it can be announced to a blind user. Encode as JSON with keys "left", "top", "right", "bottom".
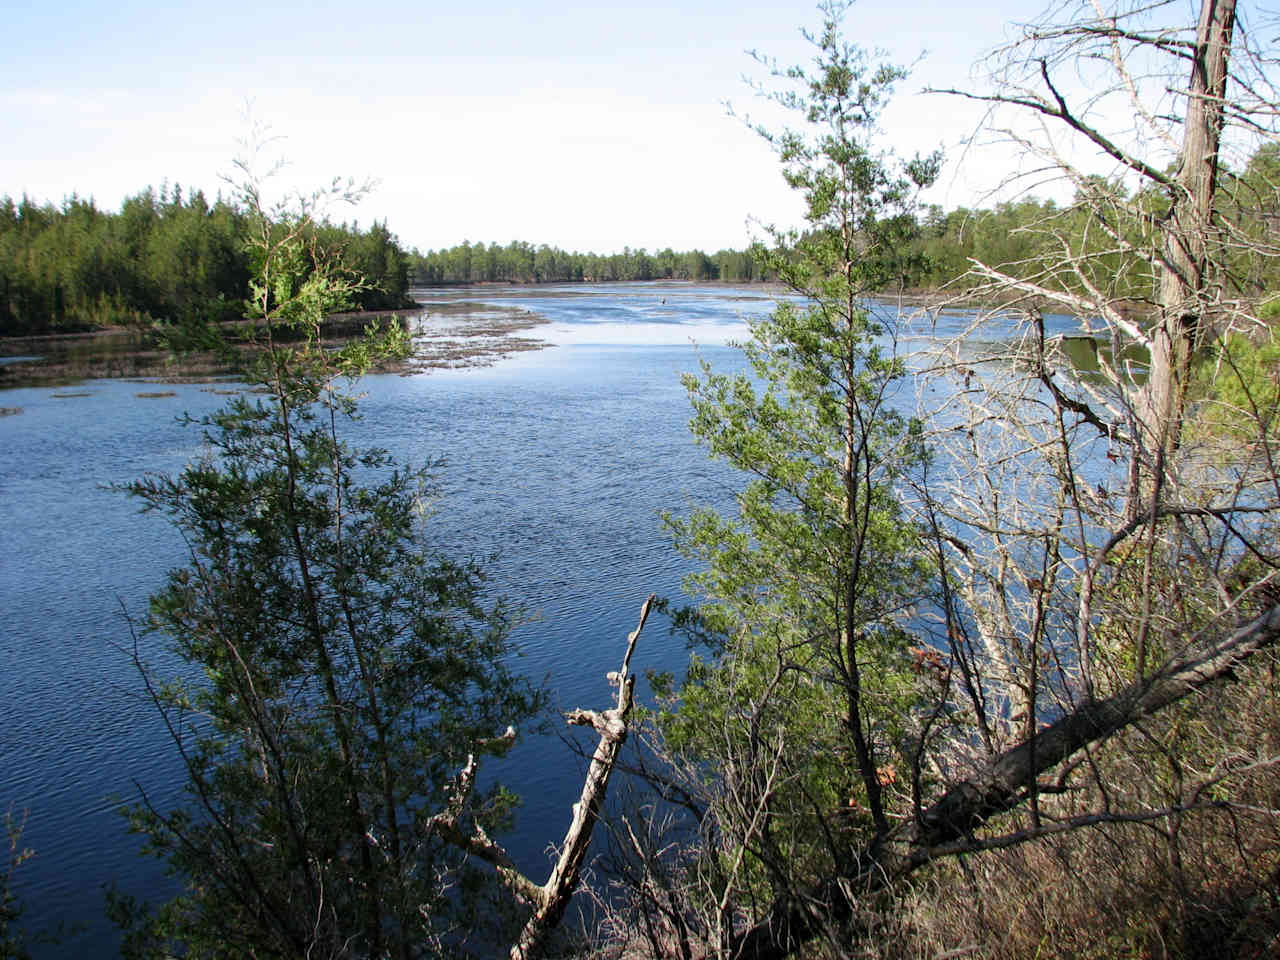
{"left": 1138, "top": 0, "right": 1236, "bottom": 466}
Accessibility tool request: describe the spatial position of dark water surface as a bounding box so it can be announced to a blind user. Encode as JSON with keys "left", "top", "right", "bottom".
{"left": 0, "top": 283, "right": 1080, "bottom": 956}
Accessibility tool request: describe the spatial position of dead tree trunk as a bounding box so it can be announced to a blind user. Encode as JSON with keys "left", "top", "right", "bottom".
{"left": 1138, "top": 0, "right": 1237, "bottom": 463}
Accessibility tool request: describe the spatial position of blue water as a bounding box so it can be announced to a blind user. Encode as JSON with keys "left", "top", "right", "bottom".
{"left": 0, "top": 283, "right": 771, "bottom": 956}
{"left": 0, "top": 282, "right": 1081, "bottom": 956}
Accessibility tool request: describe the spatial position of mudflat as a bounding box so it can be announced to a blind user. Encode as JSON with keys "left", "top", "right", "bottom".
{"left": 0, "top": 295, "right": 549, "bottom": 388}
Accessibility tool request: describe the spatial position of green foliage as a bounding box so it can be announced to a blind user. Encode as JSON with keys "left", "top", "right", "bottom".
{"left": 653, "top": 0, "right": 936, "bottom": 910}
{"left": 118, "top": 163, "right": 541, "bottom": 959}
{"left": 6, "top": 144, "right": 1276, "bottom": 330}
{"left": 0, "top": 183, "right": 412, "bottom": 336}
{"left": 911, "top": 199, "right": 1060, "bottom": 288}
{"left": 410, "top": 240, "right": 768, "bottom": 285}
{"left": 1189, "top": 331, "right": 1280, "bottom": 443}
{"left": 1220, "top": 142, "right": 1280, "bottom": 299}
{"left": 336, "top": 220, "right": 413, "bottom": 310}
{"left": 409, "top": 141, "right": 1280, "bottom": 297}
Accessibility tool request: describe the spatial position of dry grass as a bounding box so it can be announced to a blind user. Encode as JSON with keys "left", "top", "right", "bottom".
{"left": 890, "top": 657, "right": 1280, "bottom": 960}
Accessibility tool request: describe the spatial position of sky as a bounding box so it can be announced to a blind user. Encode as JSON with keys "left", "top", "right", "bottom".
{"left": 0, "top": 0, "right": 1228, "bottom": 254}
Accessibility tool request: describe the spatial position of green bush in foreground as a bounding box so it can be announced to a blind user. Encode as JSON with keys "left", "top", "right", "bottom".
{"left": 116, "top": 161, "right": 540, "bottom": 960}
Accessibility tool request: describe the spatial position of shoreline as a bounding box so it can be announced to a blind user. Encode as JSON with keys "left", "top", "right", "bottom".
{"left": 0, "top": 281, "right": 1129, "bottom": 391}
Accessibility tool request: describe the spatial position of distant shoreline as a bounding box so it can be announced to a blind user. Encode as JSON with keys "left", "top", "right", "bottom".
{"left": 0, "top": 282, "right": 1118, "bottom": 390}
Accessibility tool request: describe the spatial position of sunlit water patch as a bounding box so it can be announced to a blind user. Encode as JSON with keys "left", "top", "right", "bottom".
{"left": 426, "top": 281, "right": 788, "bottom": 349}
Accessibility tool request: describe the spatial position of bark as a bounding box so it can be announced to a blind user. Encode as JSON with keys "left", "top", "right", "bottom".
{"left": 1138, "top": 0, "right": 1237, "bottom": 461}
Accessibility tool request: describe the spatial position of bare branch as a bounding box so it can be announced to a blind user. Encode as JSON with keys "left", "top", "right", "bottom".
{"left": 427, "top": 595, "right": 657, "bottom": 958}
{"left": 510, "top": 594, "right": 654, "bottom": 959}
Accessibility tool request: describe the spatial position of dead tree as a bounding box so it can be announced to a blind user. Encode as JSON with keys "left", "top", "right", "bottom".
{"left": 934, "top": 0, "right": 1276, "bottom": 497}
{"left": 1144, "top": 0, "right": 1237, "bottom": 457}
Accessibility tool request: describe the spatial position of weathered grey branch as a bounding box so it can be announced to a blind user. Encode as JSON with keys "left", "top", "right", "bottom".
{"left": 929, "top": 68, "right": 1177, "bottom": 191}
{"left": 510, "top": 593, "right": 654, "bottom": 959}
{"left": 909, "top": 600, "right": 1279, "bottom": 851}
{"left": 425, "top": 754, "right": 548, "bottom": 908}
{"left": 427, "top": 595, "right": 655, "bottom": 960}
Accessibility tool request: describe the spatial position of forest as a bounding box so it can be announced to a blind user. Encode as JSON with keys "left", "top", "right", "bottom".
{"left": 5, "top": 142, "right": 1278, "bottom": 337}
{"left": 4, "top": 0, "right": 1280, "bottom": 958}
{"left": 0, "top": 185, "right": 412, "bottom": 336}
{"left": 409, "top": 154, "right": 1280, "bottom": 293}
{"left": 409, "top": 240, "right": 760, "bottom": 285}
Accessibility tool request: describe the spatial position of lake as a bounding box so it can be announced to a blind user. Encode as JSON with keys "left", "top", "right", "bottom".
{"left": 0, "top": 282, "right": 1077, "bottom": 956}
{"left": 0, "top": 282, "right": 768, "bottom": 956}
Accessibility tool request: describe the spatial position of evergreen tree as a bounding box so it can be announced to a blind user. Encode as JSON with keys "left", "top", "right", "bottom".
{"left": 652, "top": 0, "right": 940, "bottom": 920}
{"left": 117, "top": 159, "right": 540, "bottom": 959}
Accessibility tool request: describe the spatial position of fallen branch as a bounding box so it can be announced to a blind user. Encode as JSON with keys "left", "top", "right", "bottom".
{"left": 428, "top": 594, "right": 656, "bottom": 960}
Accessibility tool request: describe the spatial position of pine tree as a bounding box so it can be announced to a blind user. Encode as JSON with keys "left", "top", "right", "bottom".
{"left": 654, "top": 0, "right": 940, "bottom": 919}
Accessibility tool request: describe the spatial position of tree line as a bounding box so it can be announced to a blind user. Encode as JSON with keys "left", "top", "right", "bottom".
{"left": 0, "top": 184, "right": 412, "bottom": 336}
{"left": 410, "top": 241, "right": 763, "bottom": 285}
{"left": 8, "top": 140, "right": 1276, "bottom": 339}
{"left": 913, "top": 143, "right": 1280, "bottom": 300}
{"left": 413, "top": 152, "right": 1280, "bottom": 300}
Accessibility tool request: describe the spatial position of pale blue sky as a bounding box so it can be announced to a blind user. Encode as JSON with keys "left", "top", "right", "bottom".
{"left": 0, "top": 0, "right": 1236, "bottom": 253}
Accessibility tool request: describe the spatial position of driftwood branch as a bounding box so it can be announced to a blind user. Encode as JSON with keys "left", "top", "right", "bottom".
{"left": 427, "top": 594, "right": 656, "bottom": 960}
